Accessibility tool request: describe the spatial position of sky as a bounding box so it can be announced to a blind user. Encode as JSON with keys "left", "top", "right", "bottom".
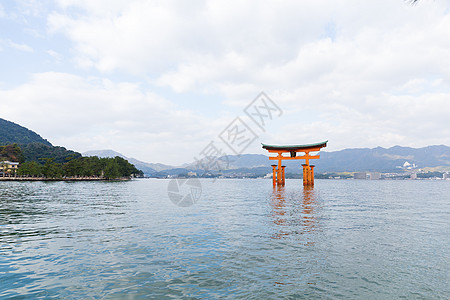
{"left": 0, "top": 0, "right": 449, "bottom": 165}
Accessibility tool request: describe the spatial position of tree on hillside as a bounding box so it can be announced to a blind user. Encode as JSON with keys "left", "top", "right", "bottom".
{"left": 21, "top": 143, "right": 81, "bottom": 164}
{"left": 113, "top": 156, "right": 140, "bottom": 177}
{"left": 41, "top": 158, "right": 63, "bottom": 178}
{"left": 17, "top": 161, "right": 42, "bottom": 177}
{"left": 104, "top": 159, "right": 121, "bottom": 179}
{"left": 17, "top": 155, "right": 142, "bottom": 179}
{"left": 0, "top": 144, "right": 24, "bottom": 162}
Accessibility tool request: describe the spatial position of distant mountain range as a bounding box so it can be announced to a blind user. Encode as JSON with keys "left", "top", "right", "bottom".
{"left": 84, "top": 145, "right": 450, "bottom": 176}
{"left": 316, "top": 145, "right": 450, "bottom": 172}
{"left": 2, "top": 117, "right": 449, "bottom": 175}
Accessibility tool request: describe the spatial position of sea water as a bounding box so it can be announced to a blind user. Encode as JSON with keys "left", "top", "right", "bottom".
{"left": 0, "top": 179, "right": 448, "bottom": 298}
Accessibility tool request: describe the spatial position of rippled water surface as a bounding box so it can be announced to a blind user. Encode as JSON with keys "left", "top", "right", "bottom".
{"left": 1, "top": 179, "right": 449, "bottom": 299}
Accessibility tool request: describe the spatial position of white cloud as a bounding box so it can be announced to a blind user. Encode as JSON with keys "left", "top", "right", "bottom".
{"left": 46, "top": 0, "right": 450, "bottom": 87}
{"left": 14, "top": 0, "right": 47, "bottom": 17}
{"left": 47, "top": 0, "right": 336, "bottom": 75}
{"left": 1, "top": 0, "right": 449, "bottom": 164}
{"left": 46, "top": 49, "right": 63, "bottom": 62}
{"left": 0, "top": 3, "right": 5, "bottom": 18}
{"left": 0, "top": 72, "right": 236, "bottom": 164}
{"left": 7, "top": 40, "right": 34, "bottom": 52}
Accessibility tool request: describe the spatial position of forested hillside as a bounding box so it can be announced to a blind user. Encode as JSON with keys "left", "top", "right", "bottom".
{"left": 0, "top": 144, "right": 24, "bottom": 162}
{"left": 0, "top": 118, "right": 142, "bottom": 178}
{"left": 0, "top": 118, "right": 51, "bottom": 146}
{"left": 21, "top": 143, "right": 81, "bottom": 164}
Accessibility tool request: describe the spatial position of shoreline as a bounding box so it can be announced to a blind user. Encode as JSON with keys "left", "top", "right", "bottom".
{"left": 0, "top": 177, "right": 131, "bottom": 181}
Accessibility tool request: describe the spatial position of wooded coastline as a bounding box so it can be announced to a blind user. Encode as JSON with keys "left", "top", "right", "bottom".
{"left": 0, "top": 176, "right": 132, "bottom": 181}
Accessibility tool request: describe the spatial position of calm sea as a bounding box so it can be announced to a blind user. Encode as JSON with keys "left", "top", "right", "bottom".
{"left": 0, "top": 179, "right": 448, "bottom": 299}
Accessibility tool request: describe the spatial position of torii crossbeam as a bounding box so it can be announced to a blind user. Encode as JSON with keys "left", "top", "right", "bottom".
{"left": 262, "top": 141, "right": 327, "bottom": 186}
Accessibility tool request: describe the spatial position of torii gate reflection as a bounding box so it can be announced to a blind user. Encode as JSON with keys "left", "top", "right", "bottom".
{"left": 262, "top": 141, "right": 327, "bottom": 186}
{"left": 270, "top": 186, "right": 319, "bottom": 241}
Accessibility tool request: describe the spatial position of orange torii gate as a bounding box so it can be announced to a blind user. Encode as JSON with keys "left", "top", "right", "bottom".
{"left": 262, "top": 141, "right": 327, "bottom": 186}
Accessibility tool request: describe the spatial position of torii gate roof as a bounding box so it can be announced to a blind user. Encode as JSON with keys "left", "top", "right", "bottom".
{"left": 261, "top": 141, "right": 328, "bottom": 152}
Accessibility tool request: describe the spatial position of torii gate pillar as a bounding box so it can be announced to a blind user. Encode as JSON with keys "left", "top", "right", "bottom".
{"left": 302, "top": 164, "right": 315, "bottom": 186}
{"left": 302, "top": 164, "right": 309, "bottom": 186}
{"left": 271, "top": 165, "right": 277, "bottom": 186}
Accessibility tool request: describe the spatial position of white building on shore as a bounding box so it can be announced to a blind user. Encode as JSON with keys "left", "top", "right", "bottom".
{"left": 0, "top": 161, "right": 20, "bottom": 176}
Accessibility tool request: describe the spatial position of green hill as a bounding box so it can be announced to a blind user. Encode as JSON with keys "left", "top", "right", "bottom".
{"left": 21, "top": 143, "right": 81, "bottom": 164}
{"left": 0, "top": 118, "right": 52, "bottom": 146}
{"left": 0, "top": 118, "right": 80, "bottom": 163}
{"left": 0, "top": 118, "right": 142, "bottom": 178}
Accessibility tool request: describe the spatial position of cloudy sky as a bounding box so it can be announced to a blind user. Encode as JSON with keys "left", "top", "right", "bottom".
{"left": 0, "top": 0, "right": 449, "bottom": 165}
